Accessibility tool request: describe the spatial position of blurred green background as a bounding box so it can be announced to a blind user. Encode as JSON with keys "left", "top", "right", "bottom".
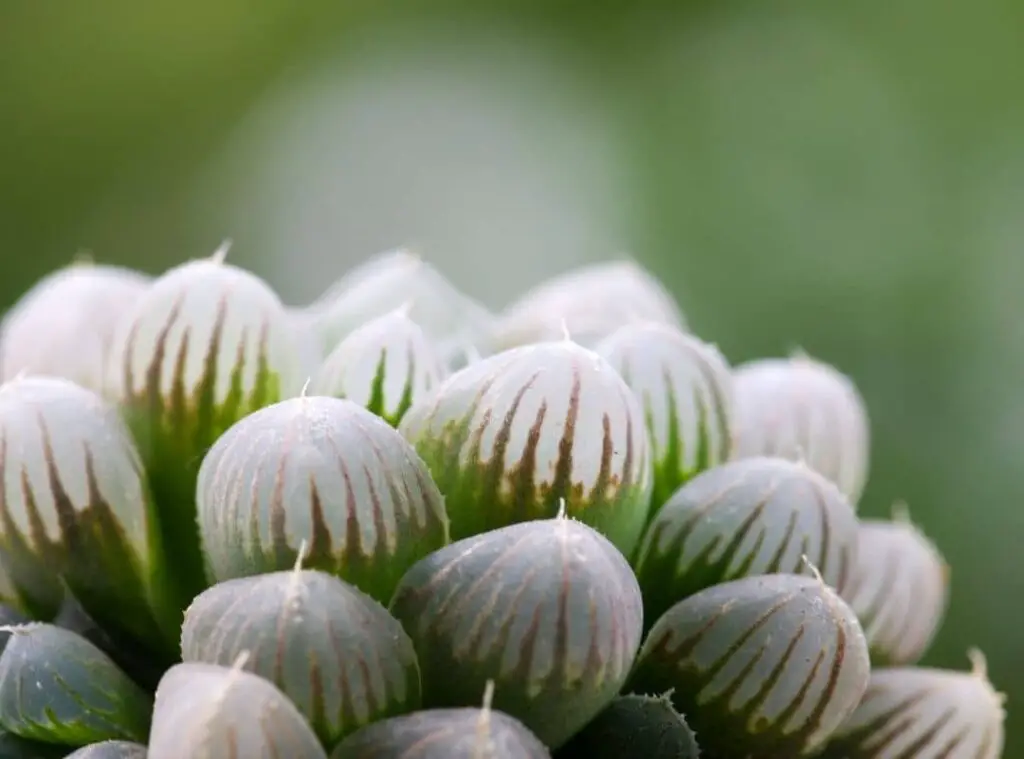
{"left": 1, "top": 0, "right": 1021, "bottom": 749}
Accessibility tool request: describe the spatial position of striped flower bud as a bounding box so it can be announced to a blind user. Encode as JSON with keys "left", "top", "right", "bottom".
{"left": 389, "top": 517, "right": 644, "bottom": 749}
{"left": 107, "top": 247, "right": 304, "bottom": 602}
{"left": 733, "top": 353, "right": 870, "bottom": 505}
{"left": 626, "top": 573, "right": 870, "bottom": 758}
{"left": 596, "top": 322, "right": 734, "bottom": 516}
{"left": 182, "top": 568, "right": 421, "bottom": 748}
{"left": 310, "top": 308, "right": 445, "bottom": 426}
{"left": 820, "top": 651, "right": 1005, "bottom": 759}
{"left": 632, "top": 456, "right": 859, "bottom": 627}
{"left": 399, "top": 340, "right": 653, "bottom": 555}
{"left": 843, "top": 507, "right": 949, "bottom": 666}
{"left": 196, "top": 395, "right": 448, "bottom": 604}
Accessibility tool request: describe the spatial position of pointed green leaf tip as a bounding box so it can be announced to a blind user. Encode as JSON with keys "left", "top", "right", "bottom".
{"left": 0, "top": 376, "right": 178, "bottom": 655}
{"left": 196, "top": 396, "right": 448, "bottom": 604}
{"left": 0, "top": 624, "right": 152, "bottom": 746}
{"left": 181, "top": 569, "right": 421, "bottom": 747}
{"left": 631, "top": 457, "right": 859, "bottom": 630}
{"left": 63, "top": 740, "right": 148, "bottom": 758}
{"left": 818, "top": 652, "right": 1005, "bottom": 759}
{"left": 557, "top": 693, "right": 701, "bottom": 759}
{"left": 388, "top": 518, "right": 644, "bottom": 749}
{"left": 595, "top": 322, "right": 735, "bottom": 518}
{"left": 107, "top": 254, "right": 304, "bottom": 604}
{"left": 310, "top": 309, "right": 446, "bottom": 426}
{"left": 626, "top": 574, "right": 870, "bottom": 758}
{"left": 148, "top": 661, "right": 327, "bottom": 759}
{"left": 399, "top": 340, "right": 653, "bottom": 556}
{"left": 732, "top": 355, "right": 870, "bottom": 505}
{"left": 330, "top": 706, "right": 550, "bottom": 759}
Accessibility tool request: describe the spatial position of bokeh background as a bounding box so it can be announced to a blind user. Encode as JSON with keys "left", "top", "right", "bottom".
{"left": 2, "top": 0, "right": 1021, "bottom": 748}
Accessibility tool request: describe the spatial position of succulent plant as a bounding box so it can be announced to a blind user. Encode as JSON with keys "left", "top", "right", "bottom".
{"left": 843, "top": 505, "right": 949, "bottom": 666}
{"left": 309, "top": 307, "right": 445, "bottom": 426}
{"left": 399, "top": 340, "right": 653, "bottom": 555}
{"left": 301, "top": 248, "right": 496, "bottom": 364}
{"left": 820, "top": 651, "right": 1005, "bottom": 759}
{"left": 732, "top": 352, "right": 870, "bottom": 505}
{"left": 107, "top": 247, "right": 305, "bottom": 604}
{"left": 632, "top": 456, "right": 859, "bottom": 627}
{"left": 0, "top": 259, "right": 150, "bottom": 394}
{"left": 556, "top": 693, "right": 701, "bottom": 759}
{"left": 63, "top": 741, "right": 148, "bottom": 759}
{"left": 389, "top": 517, "right": 644, "bottom": 749}
{"left": 148, "top": 660, "right": 327, "bottom": 759}
{"left": 0, "top": 624, "right": 152, "bottom": 746}
{"left": 0, "top": 376, "right": 178, "bottom": 653}
{"left": 331, "top": 693, "right": 552, "bottom": 759}
{"left": 626, "top": 573, "right": 871, "bottom": 758}
{"left": 181, "top": 566, "right": 421, "bottom": 747}
{"left": 196, "top": 394, "right": 448, "bottom": 603}
{"left": 0, "top": 250, "right": 1003, "bottom": 759}
{"left": 595, "top": 322, "right": 735, "bottom": 516}
{"left": 491, "top": 259, "right": 685, "bottom": 350}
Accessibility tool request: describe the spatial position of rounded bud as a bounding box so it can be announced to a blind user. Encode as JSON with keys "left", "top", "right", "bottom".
{"left": 331, "top": 705, "right": 551, "bottom": 759}
{"left": 0, "top": 260, "right": 150, "bottom": 394}
{"left": 0, "top": 624, "right": 152, "bottom": 746}
{"left": 596, "top": 322, "right": 735, "bottom": 514}
{"left": 492, "top": 260, "right": 685, "bottom": 349}
{"left": 733, "top": 353, "right": 870, "bottom": 505}
{"left": 149, "top": 661, "right": 327, "bottom": 759}
{"left": 627, "top": 573, "right": 871, "bottom": 758}
{"left": 310, "top": 309, "right": 445, "bottom": 426}
{"left": 63, "top": 741, "right": 148, "bottom": 759}
{"left": 0, "top": 376, "right": 177, "bottom": 651}
{"left": 821, "top": 651, "right": 1005, "bottom": 758}
{"left": 399, "top": 341, "right": 653, "bottom": 555}
{"left": 197, "top": 396, "right": 448, "bottom": 604}
{"left": 844, "top": 509, "right": 949, "bottom": 666}
{"left": 182, "top": 569, "right": 421, "bottom": 747}
{"left": 632, "top": 456, "right": 859, "bottom": 627}
{"left": 389, "top": 518, "right": 644, "bottom": 749}
{"left": 108, "top": 252, "right": 304, "bottom": 601}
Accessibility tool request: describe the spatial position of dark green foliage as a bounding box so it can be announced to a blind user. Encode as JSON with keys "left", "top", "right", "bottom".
{"left": 556, "top": 694, "right": 700, "bottom": 759}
